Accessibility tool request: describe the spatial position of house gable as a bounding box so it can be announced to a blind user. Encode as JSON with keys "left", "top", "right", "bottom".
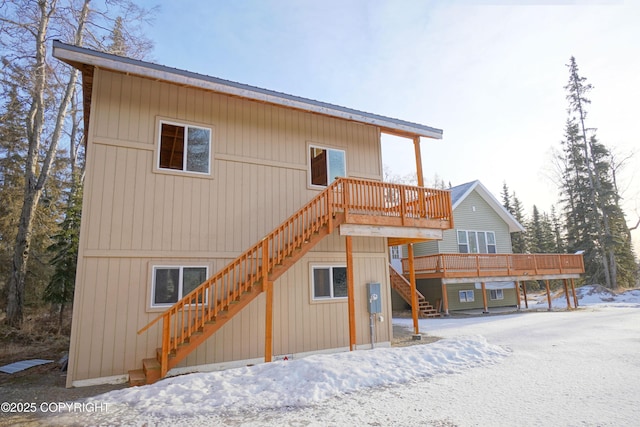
{"left": 440, "top": 189, "right": 513, "bottom": 253}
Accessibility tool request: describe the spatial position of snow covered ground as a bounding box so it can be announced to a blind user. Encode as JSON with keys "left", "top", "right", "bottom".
{"left": 53, "top": 285, "right": 640, "bottom": 426}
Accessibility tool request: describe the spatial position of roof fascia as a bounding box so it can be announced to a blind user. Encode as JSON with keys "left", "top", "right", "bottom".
{"left": 453, "top": 181, "right": 526, "bottom": 233}
{"left": 52, "top": 41, "right": 443, "bottom": 140}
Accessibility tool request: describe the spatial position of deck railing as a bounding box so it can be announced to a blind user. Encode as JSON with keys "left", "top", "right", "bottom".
{"left": 138, "top": 178, "right": 452, "bottom": 377}
{"left": 402, "top": 253, "right": 585, "bottom": 279}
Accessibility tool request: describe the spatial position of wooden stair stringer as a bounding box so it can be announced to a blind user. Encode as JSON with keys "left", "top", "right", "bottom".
{"left": 389, "top": 265, "right": 440, "bottom": 318}
{"left": 164, "top": 218, "right": 344, "bottom": 374}
{"left": 168, "top": 281, "right": 265, "bottom": 371}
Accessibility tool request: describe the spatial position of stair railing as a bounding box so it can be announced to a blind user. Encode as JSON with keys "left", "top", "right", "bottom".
{"left": 138, "top": 178, "right": 452, "bottom": 377}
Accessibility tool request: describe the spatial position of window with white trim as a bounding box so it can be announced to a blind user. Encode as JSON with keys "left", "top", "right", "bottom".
{"left": 311, "top": 265, "right": 347, "bottom": 300}
{"left": 158, "top": 121, "right": 211, "bottom": 174}
{"left": 490, "top": 289, "right": 504, "bottom": 300}
{"left": 309, "top": 145, "right": 346, "bottom": 187}
{"left": 457, "top": 230, "right": 497, "bottom": 254}
{"left": 390, "top": 246, "right": 400, "bottom": 259}
{"left": 459, "top": 290, "right": 475, "bottom": 303}
{"left": 152, "top": 266, "right": 208, "bottom": 307}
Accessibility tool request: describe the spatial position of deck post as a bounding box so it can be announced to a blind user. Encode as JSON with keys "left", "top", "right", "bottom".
{"left": 545, "top": 280, "right": 552, "bottom": 311}
{"left": 413, "top": 136, "right": 424, "bottom": 187}
{"left": 481, "top": 282, "right": 489, "bottom": 314}
{"left": 522, "top": 282, "right": 529, "bottom": 309}
{"left": 264, "top": 280, "right": 273, "bottom": 362}
{"left": 441, "top": 282, "right": 449, "bottom": 316}
{"left": 571, "top": 278, "right": 579, "bottom": 307}
{"left": 514, "top": 281, "right": 521, "bottom": 310}
{"left": 408, "top": 243, "right": 419, "bottom": 335}
{"left": 346, "top": 236, "right": 356, "bottom": 351}
{"left": 563, "top": 279, "right": 571, "bottom": 309}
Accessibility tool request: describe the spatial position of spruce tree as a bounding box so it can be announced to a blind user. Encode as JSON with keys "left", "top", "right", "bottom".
{"left": 558, "top": 57, "right": 637, "bottom": 289}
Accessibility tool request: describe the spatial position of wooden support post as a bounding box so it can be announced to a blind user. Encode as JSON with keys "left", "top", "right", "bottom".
{"left": 571, "top": 278, "right": 578, "bottom": 308}
{"left": 514, "top": 281, "right": 521, "bottom": 310}
{"left": 522, "top": 282, "right": 529, "bottom": 309}
{"left": 441, "top": 282, "right": 449, "bottom": 316}
{"left": 408, "top": 243, "right": 419, "bottom": 335}
{"left": 161, "top": 315, "right": 170, "bottom": 377}
{"left": 346, "top": 236, "right": 356, "bottom": 351}
{"left": 545, "top": 280, "right": 552, "bottom": 311}
{"left": 264, "top": 280, "right": 273, "bottom": 362}
{"left": 563, "top": 279, "right": 571, "bottom": 309}
{"left": 481, "top": 282, "right": 489, "bottom": 314}
{"left": 413, "top": 136, "right": 424, "bottom": 187}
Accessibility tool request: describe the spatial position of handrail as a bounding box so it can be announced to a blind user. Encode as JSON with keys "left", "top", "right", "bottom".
{"left": 138, "top": 178, "right": 453, "bottom": 377}
{"left": 389, "top": 265, "right": 427, "bottom": 302}
{"left": 402, "top": 253, "right": 585, "bottom": 278}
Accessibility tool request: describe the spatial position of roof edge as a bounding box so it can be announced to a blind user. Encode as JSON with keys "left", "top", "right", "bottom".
{"left": 452, "top": 180, "right": 525, "bottom": 233}
{"left": 52, "top": 41, "right": 443, "bottom": 140}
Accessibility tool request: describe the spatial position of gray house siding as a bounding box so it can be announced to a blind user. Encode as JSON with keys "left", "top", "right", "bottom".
{"left": 426, "top": 190, "right": 514, "bottom": 255}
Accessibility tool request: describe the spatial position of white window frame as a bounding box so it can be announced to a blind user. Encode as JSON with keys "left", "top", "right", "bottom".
{"left": 459, "top": 290, "right": 475, "bottom": 303}
{"left": 157, "top": 119, "right": 212, "bottom": 175}
{"left": 457, "top": 230, "right": 497, "bottom": 254}
{"left": 390, "top": 246, "right": 400, "bottom": 260}
{"left": 308, "top": 143, "right": 346, "bottom": 189}
{"left": 490, "top": 289, "right": 504, "bottom": 300}
{"left": 151, "top": 265, "right": 209, "bottom": 308}
{"left": 310, "top": 264, "right": 348, "bottom": 301}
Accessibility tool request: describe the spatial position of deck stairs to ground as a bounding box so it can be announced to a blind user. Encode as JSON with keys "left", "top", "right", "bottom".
{"left": 130, "top": 178, "right": 452, "bottom": 385}
{"left": 389, "top": 266, "right": 440, "bottom": 318}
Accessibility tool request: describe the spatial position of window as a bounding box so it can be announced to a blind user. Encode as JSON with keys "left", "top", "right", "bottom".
{"left": 390, "top": 246, "right": 400, "bottom": 260}
{"left": 490, "top": 289, "right": 504, "bottom": 300}
{"left": 459, "top": 290, "right": 475, "bottom": 303}
{"left": 457, "top": 230, "right": 497, "bottom": 254}
{"left": 158, "top": 121, "right": 211, "bottom": 174}
{"left": 152, "top": 266, "right": 208, "bottom": 307}
{"left": 309, "top": 145, "right": 346, "bottom": 187}
{"left": 311, "top": 265, "right": 347, "bottom": 300}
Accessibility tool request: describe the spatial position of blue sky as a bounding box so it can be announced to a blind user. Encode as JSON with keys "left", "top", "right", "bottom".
{"left": 137, "top": 0, "right": 639, "bottom": 248}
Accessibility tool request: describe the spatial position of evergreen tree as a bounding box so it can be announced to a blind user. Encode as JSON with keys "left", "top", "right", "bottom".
{"left": 501, "top": 182, "right": 512, "bottom": 214}
{"left": 557, "top": 57, "right": 637, "bottom": 289}
{"left": 44, "top": 181, "right": 82, "bottom": 333}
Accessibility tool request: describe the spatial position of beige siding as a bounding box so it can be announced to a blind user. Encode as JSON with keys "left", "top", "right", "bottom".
{"left": 68, "top": 69, "right": 391, "bottom": 384}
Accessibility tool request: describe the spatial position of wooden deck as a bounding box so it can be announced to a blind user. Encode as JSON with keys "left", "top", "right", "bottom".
{"left": 402, "top": 253, "right": 585, "bottom": 282}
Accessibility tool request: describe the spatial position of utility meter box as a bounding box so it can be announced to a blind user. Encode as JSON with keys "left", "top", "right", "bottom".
{"left": 367, "top": 282, "right": 382, "bottom": 314}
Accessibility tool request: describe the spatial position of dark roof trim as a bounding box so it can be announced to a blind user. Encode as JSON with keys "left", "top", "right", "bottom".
{"left": 52, "top": 41, "right": 443, "bottom": 140}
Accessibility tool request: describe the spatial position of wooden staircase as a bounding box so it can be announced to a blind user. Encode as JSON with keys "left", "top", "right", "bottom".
{"left": 131, "top": 178, "right": 452, "bottom": 385}
{"left": 389, "top": 265, "right": 440, "bottom": 318}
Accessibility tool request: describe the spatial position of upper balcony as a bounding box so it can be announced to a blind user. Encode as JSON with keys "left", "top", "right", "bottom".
{"left": 332, "top": 178, "right": 453, "bottom": 238}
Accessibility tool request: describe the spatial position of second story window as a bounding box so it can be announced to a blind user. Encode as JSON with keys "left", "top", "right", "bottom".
{"left": 159, "top": 121, "right": 211, "bottom": 174}
{"left": 457, "top": 230, "right": 497, "bottom": 254}
{"left": 309, "top": 145, "right": 346, "bottom": 187}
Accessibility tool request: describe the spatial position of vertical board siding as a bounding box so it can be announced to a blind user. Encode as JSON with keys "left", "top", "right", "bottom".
{"left": 70, "top": 68, "right": 390, "bottom": 382}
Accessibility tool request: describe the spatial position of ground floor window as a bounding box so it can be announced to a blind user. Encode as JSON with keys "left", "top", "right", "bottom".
{"left": 152, "top": 266, "right": 208, "bottom": 307}
{"left": 311, "top": 265, "right": 347, "bottom": 300}
{"left": 490, "top": 289, "right": 504, "bottom": 300}
{"left": 459, "top": 290, "right": 475, "bottom": 303}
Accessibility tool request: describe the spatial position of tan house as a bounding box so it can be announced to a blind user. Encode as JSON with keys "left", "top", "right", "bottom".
{"left": 52, "top": 41, "right": 455, "bottom": 387}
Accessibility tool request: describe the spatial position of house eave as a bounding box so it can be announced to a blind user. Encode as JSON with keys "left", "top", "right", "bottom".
{"left": 52, "top": 41, "right": 443, "bottom": 140}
